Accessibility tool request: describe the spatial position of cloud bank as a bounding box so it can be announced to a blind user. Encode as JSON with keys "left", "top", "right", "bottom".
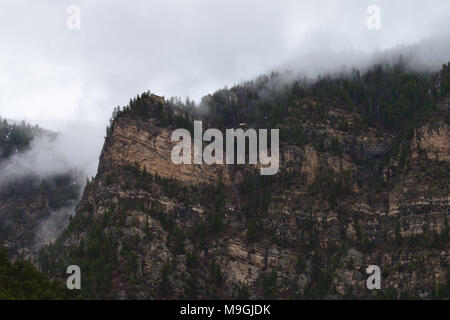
{"left": 1, "top": 0, "right": 450, "bottom": 127}
{"left": 0, "top": 122, "right": 103, "bottom": 185}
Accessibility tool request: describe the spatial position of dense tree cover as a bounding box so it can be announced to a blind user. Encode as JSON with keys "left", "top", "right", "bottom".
{"left": 193, "top": 63, "right": 445, "bottom": 136}
{"left": 106, "top": 92, "right": 195, "bottom": 137}
{"left": 310, "top": 64, "right": 437, "bottom": 131}
{"left": 440, "top": 63, "right": 450, "bottom": 97}
{"left": 432, "top": 272, "right": 450, "bottom": 300}
{"left": 39, "top": 208, "right": 119, "bottom": 299}
{"left": 308, "top": 168, "right": 353, "bottom": 209}
{"left": 0, "top": 174, "right": 80, "bottom": 205}
{"left": 0, "top": 247, "right": 75, "bottom": 299}
{"left": 0, "top": 118, "right": 44, "bottom": 159}
{"left": 239, "top": 169, "right": 274, "bottom": 243}
{"left": 198, "top": 72, "right": 295, "bottom": 130}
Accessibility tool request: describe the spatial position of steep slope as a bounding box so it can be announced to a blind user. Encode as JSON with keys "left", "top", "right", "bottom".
{"left": 41, "top": 63, "right": 449, "bottom": 299}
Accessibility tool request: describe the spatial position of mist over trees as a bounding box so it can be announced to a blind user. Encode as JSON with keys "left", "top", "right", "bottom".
{"left": 0, "top": 118, "right": 45, "bottom": 159}
{"left": 0, "top": 118, "right": 84, "bottom": 257}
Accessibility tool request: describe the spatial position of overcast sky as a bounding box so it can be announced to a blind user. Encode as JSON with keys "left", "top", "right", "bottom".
{"left": 1, "top": 0, "right": 450, "bottom": 130}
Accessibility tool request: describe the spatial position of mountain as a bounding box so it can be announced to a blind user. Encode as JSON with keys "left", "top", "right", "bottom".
{"left": 40, "top": 62, "right": 449, "bottom": 299}
{"left": 0, "top": 118, "right": 83, "bottom": 260}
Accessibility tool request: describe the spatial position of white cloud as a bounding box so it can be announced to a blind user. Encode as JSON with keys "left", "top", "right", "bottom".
{"left": 0, "top": 121, "right": 103, "bottom": 184}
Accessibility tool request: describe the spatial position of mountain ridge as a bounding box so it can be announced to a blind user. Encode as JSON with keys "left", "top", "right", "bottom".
{"left": 39, "top": 62, "right": 450, "bottom": 299}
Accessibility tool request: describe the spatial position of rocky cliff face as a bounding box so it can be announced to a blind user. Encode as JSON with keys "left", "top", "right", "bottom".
{"left": 99, "top": 116, "right": 230, "bottom": 186}
{"left": 41, "top": 71, "right": 449, "bottom": 299}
